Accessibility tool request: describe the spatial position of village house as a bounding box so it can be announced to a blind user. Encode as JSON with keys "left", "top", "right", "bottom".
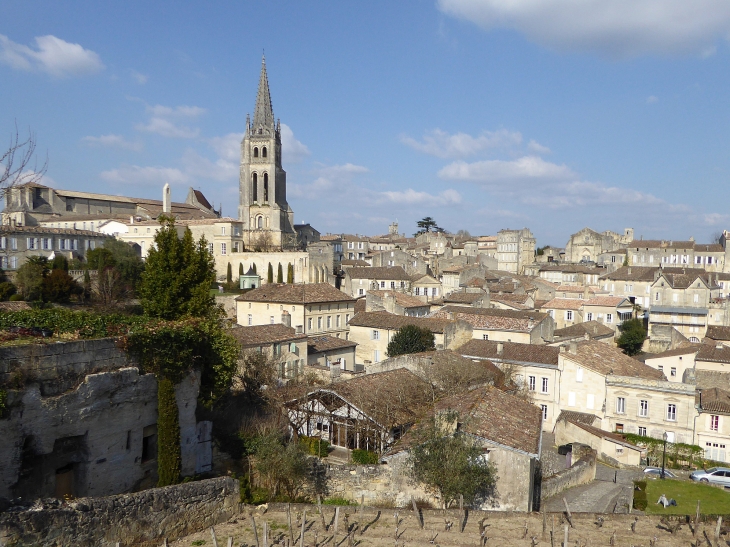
{"left": 0, "top": 225, "right": 111, "bottom": 271}
{"left": 648, "top": 307, "right": 710, "bottom": 343}
{"left": 342, "top": 234, "right": 371, "bottom": 260}
{"left": 440, "top": 289, "right": 491, "bottom": 309}
{"left": 229, "top": 324, "right": 308, "bottom": 381}
{"left": 306, "top": 335, "right": 359, "bottom": 376}
{"left": 599, "top": 266, "right": 664, "bottom": 309}
{"left": 538, "top": 264, "right": 605, "bottom": 287}
{"left": 540, "top": 298, "right": 584, "bottom": 330}
{"left": 343, "top": 266, "right": 411, "bottom": 297}
{"left": 597, "top": 248, "right": 628, "bottom": 273}
{"left": 410, "top": 273, "right": 442, "bottom": 301}
{"left": 551, "top": 321, "right": 615, "bottom": 344}
{"left": 706, "top": 325, "right": 730, "bottom": 348}
{"left": 554, "top": 413, "right": 642, "bottom": 467}
{"left": 696, "top": 387, "right": 730, "bottom": 463}
{"left": 431, "top": 306, "right": 554, "bottom": 344}
{"left": 490, "top": 292, "right": 535, "bottom": 311}
{"left": 581, "top": 296, "right": 634, "bottom": 332}
{"left": 347, "top": 311, "right": 458, "bottom": 365}
{"left": 456, "top": 339, "right": 560, "bottom": 428}
{"left": 286, "top": 368, "right": 432, "bottom": 452}
{"left": 496, "top": 228, "right": 536, "bottom": 274}
{"left": 235, "top": 283, "right": 355, "bottom": 338}
{"left": 365, "top": 290, "right": 431, "bottom": 317}
{"left": 369, "top": 248, "right": 429, "bottom": 276}
{"left": 440, "top": 264, "right": 487, "bottom": 295}
{"left": 393, "top": 386, "right": 543, "bottom": 512}
{"left": 643, "top": 346, "right": 698, "bottom": 383}
{"left": 627, "top": 236, "right": 730, "bottom": 273}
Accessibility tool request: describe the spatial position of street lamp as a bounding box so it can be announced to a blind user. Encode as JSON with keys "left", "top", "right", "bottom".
{"left": 661, "top": 432, "right": 668, "bottom": 480}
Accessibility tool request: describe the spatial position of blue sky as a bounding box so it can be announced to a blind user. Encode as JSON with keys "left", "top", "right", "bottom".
{"left": 1, "top": 1, "right": 730, "bottom": 246}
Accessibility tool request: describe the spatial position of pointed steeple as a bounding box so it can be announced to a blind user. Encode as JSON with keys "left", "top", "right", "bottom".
{"left": 252, "top": 55, "right": 274, "bottom": 130}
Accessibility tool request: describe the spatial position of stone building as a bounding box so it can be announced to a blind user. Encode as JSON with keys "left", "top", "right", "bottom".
{"left": 365, "top": 290, "right": 431, "bottom": 317}
{"left": 238, "top": 57, "right": 296, "bottom": 248}
{"left": 0, "top": 225, "right": 111, "bottom": 271}
{"left": 563, "top": 227, "right": 633, "bottom": 264}
{"left": 229, "top": 324, "right": 308, "bottom": 382}
{"left": 235, "top": 283, "right": 355, "bottom": 339}
{"left": 342, "top": 266, "right": 411, "bottom": 297}
{"left": 627, "top": 237, "right": 730, "bottom": 273}
{"left": 431, "top": 306, "right": 554, "bottom": 345}
{"left": 496, "top": 228, "right": 535, "bottom": 274}
{"left": 306, "top": 336, "right": 359, "bottom": 376}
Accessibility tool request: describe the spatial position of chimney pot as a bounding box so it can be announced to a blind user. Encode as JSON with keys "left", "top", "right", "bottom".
{"left": 559, "top": 345, "right": 566, "bottom": 353}
{"left": 569, "top": 341, "right": 578, "bottom": 355}
{"left": 497, "top": 342, "right": 504, "bottom": 356}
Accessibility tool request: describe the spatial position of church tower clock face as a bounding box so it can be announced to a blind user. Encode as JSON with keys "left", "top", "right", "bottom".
{"left": 238, "top": 56, "right": 295, "bottom": 248}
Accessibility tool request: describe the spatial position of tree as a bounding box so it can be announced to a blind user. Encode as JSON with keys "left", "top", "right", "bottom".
{"left": 1, "top": 122, "right": 47, "bottom": 190}
{"left": 239, "top": 263, "right": 244, "bottom": 276}
{"left": 616, "top": 318, "right": 647, "bottom": 356}
{"left": 287, "top": 263, "right": 294, "bottom": 284}
{"left": 267, "top": 263, "right": 274, "bottom": 284}
{"left": 408, "top": 411, "right": 497, "bottom": 508}
{"left": 41, "top": 269, "right": 81, "bottom": 303}
{"left": 254, "top": 231, "right": 274, "bottom": 252}
{"left": 237, "top": 350, "right": 278, "bottom": 393}
{"left": 15, "top": 256, "right": 48, "bottom": 301}
{"left": 387, "top": 324, "right": 436, "bottom": 357}
{"left": 156, "top": 377, "right": 182, "bottom": 487}
{"left": 277, "top": 263, "right": 283, "bottom": 283}
{"left": 416, "top": 217, "right": 439, "bottom": 234}
{"left": 251, "top": 431, "right": 311, "bottom": 500}
{"left": 139, "top": 216, "right": 216, "bottom": 320}
{"left": 227, "top": 262, "right": 233, "bottom": 283}
{"left": 50, "top": 255, "right": 68, "bottom": 271}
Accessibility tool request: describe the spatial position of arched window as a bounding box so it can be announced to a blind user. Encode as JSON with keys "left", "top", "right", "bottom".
{"left": 252, "top": 173, "right": 258, "bottom": 201}
{"left": 257, "top": 216, "right": 263, "bottom": 229}
{"left": 263, "top": 173, "right": 269, "bottom": 202}
{"left": 253, "top": 147, "right": 259, "bottom": 158}
{"left": 262, "top": 146, "right": 267, "bottom": 158}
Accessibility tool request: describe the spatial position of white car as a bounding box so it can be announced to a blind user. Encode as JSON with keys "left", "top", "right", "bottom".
{"left": 643, "top": 467, "right": 677, "bottom": 479}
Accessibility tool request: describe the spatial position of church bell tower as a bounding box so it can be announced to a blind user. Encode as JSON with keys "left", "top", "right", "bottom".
{"left": 238, "top": 56, "right": 295, "bottom": 247}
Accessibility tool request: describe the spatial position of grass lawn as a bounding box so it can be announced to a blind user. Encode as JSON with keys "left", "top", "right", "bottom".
{"left": 645, "top": 478, "right": 730, "bottom": 515}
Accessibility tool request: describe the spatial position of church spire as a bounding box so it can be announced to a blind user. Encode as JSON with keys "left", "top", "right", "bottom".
{"left": 252, "top": 55, "right": 274, "bottom": 130}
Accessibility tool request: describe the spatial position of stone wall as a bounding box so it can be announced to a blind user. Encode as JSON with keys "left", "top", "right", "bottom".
{"left": 0, "top": 338, "right": 131, "bottom": 396}
{"left": 540, "top": 447, "right": 597, "bottom": 502}
{"left": 0, "top": 476, "right": 240, "bottom": 547}
{"left": 0, "top": 339, "right": 203, "bottom": 500}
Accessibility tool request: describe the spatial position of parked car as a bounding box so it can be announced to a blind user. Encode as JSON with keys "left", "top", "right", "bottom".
{"left": 643, "top": 467, "right": 677, "bottom": 479}
{"left": 690, "top": 467, "right": 730, "bottom": 486}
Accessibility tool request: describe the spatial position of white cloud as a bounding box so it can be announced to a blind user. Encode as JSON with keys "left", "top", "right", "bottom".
{"left": 440, "top": 155, "right": 575, "bottom": 182}
{"left": 146, "top": 104, "right": 206, "bottom": 118}
{"left": 438, "top": 0, "right": 730, "bottom": 57}
{"left": 136, "top": 118, "right": 199, "bottom": 139}
{"left": 0, "top": 34, "right": 104, "bottom": 77}
{"left": 646, "top": 95, "right": 659, "bottom": 104}
{"left": 82, "top": 134, "right": 142, "bottom": 151}
{"left": 130, "top": 70, "right": 147, "bottom": 84}
{"left": 401, "top": 128, "right": 522, "bottom": 158}
{"left": 289, "top": 163, "right": 369, "bottom": 199}
{"left": 209, "top": 132, "right": 244, "bottom": 162}
{"left": 527, "top": 139, "right": 551, "bottom": 155}
{"left": 181, "top": 148, "right": 239, "bottom": 182}
{"left": 379, "top": 188, "right": 462, "bottom": 205}
{"left": 100, "top": 165, "right": 190, "bottom": 186}
{"left": 280, "top": 124, "right": 311, "bottom": 163}
{"left": 704, "top": 213, "right": 730, "bottom": 226}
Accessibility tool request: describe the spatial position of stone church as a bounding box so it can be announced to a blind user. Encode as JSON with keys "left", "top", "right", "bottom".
{"left": 238, "top": 57, "right": 296, "bottom": 248}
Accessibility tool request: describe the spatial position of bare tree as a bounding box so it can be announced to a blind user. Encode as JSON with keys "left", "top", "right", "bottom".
{"left": 253, "top": 230, "right": 275, "bottom": 252}
{"left": 1, "top": 122, "right": 47, "bottom": 190}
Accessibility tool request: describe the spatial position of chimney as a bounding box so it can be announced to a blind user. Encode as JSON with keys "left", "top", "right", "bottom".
{"left": 281, "top": 311, "right": 291, "bottom": 327}
{"left": 559, "top": 345, "right": 565, "bottom": 353}
{"left": 162, "top": 183, "right": 171, "bottom": 214}
{"left": 627, "top": 267, "right": 631, "bottom": 275}
{"left": 584, "top": 332, "right": 590, "bottom": 341}
{"left": 497, "top": 342, "right": 504, "bottom": 356}
{"left": 130, "top": 215, "right": 134, "bottom": 224}
{"left": 569, "top": 341, "right": 578, "bottom": 355}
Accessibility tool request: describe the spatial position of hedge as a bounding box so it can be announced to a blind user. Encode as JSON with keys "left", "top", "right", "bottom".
{"left": 351, "top": 449, "right": 378, "bottom": 465}
{"left": 299, "top": 435, "right": 330, "bottom": 457}
{"left": 633, "top": 480, "right": 648, "bottom": 511}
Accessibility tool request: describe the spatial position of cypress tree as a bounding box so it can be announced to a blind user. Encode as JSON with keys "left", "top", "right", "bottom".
{"left": 287, "top": 263, "right": 294, "bottom": 284}
{"left": 239, "top": 263, "right": 243, "bottom": 276}
{"left": 227, "top": 262, "right": 232, "bottom": 283}
{"left": 252, "top": 263, "right": 257, "bottom": 274}
{"left": 156, "top": 377, "right": 181, "bottom": 487}
{"left": 267, "top": 263, "right": 273, "bottom": 283}
{"left": 277, "top": 263, "right": 283, "bottom": 283}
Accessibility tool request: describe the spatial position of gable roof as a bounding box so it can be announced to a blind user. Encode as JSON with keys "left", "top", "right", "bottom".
{"left": 235, "top": 283, "right": 354, "bottom": 304}
{"left": 368, "top": 290, "right": 429, "bottom": 309}
{"left": 347, "top": 266, "right": 410, "bottom": 280}
{"left": 562, "top": 340, "right": 664, "bottom": 379}
{"left": 599, "top": 266, "right": 659, "bottom": 282}
{"left": 542, "top": 298, "right": 584, "bottom": 310}
{"left": 556, "top": 410, "right": 600, "bottom": 426}
{"left": 706, "top": 326, "right": 730, "bottom": 342}
{"left": 432, "top": 305, "right": 549, "bottom": 333}
{"left": 644, "top": 345, "right": 699, "bottom": 360}
{"left": 699, "top": 387, "right": 730, "bottom": 414}
{"left": 443, "top": 292, "right": 487, "bottom": 304}
{"left": 229, "top": 324, "right": 307, "bottom": 347}
{"left": 456, "top": 339, "right": 560, "bottom": 366}
{"left": 553, "top": 321, "right": 615, "bottom": 340}
{"left": 348, "top": 311, "right": 452, "bottom": 333}
{"left": 307, "top": 336, "right": 357, "bottom": 353}
{"left": 566, "top": 420, "right": 639, "bottom": 449}
{"left": 583, "top": 296, "right": 632, "bottom": 307}
{"left": 696, "top": 343, "right": 730, "bottom": 364}
{"left": 435, "top": 386, "right": 542, "bottom": 455}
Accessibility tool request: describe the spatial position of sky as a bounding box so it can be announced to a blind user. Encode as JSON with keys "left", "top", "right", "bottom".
{"left": 1, "top": 1, "right": 730, "bottom": 246}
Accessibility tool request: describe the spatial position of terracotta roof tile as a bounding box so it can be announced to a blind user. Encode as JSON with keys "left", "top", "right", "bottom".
{"left": 699, "top": 387, "right": 730, "bottom": 414}
{"left": 583, "top": 296, "right": 631, "bottom": 307}
{"left": 432, "top": 306, "right": 549, "bottom": 332}
{"left": 443, "top": 292, "right": 487, "bottom": 304}
{"left": 553, "top": 321, "right": 614, "bottom": 340}
{"left": 456, "top": 339, "right": 559, "bottom": 365}
{"left": 697, "top": 343, "right": 730, "bottom": 364}
{"left": 229, "top": 324, "right": 306, "bottom": 347}
{"left": 235, "top": 283, "right": 354, "bottom": 304}
{"left": 435, "top": 386, "right": 542, "bottom": 455}
{"left": 542, "top": 298, "right": 584, "bottom": 310}
{"left": 556, "top": 410, "right": 599, "bottom": 426}
{"left": 563, "top": 340, "right": 664, "bottom": 379}
{"left": 706, "top": 326, "right": 730, "bottom": 342}
{"left": 307, "top": 335, "right": 357, "bottom": 353}
{"left": 347, "top": 266, "right": 410, "bottom": 280}
{"left": 349, "top": 311, "right": 452, "bottom": 333}
{"left": 368, "top": 290, "right": 429, "bottom": 308}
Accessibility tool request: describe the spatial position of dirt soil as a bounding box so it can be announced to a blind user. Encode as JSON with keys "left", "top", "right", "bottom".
{"left": 170, "top": 503, "right": 716, "bottom": 547}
